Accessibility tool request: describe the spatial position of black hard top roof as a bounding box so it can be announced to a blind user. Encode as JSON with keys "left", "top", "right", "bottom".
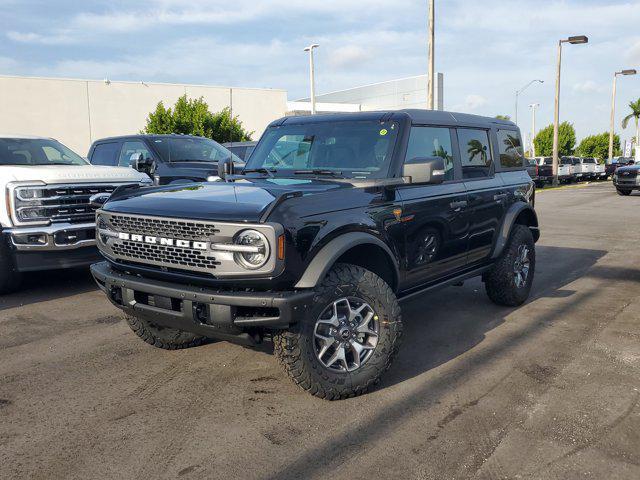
{"left": 270, "top": 109, "right": 517, "bottom": 129}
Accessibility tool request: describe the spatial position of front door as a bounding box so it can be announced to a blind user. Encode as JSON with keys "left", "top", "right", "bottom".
{"left": 398, "top": 126, "right": 469, "bottom": 289}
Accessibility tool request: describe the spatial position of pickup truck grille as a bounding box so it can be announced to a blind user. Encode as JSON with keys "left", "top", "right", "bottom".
{"left": 16, "top": 184, "right": 120, "bottom": 224}
{"left": 108, "top": 214, "right": 220, "bottom": 240}
{"left": 111, "top": 241, "right": 221, "bottom": 271}
{"left": 618, "top": 170, "right": 638, "bottom": 180}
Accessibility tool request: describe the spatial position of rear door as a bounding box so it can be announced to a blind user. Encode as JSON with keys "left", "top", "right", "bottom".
{"left": 458, "top": 127, "right": 506, "bottom": 264}
{"left": 397, "top": 125, "right": 469, "bottom": 288}
{"left": 89, "top": 141, "right": 121, "bottom": 166}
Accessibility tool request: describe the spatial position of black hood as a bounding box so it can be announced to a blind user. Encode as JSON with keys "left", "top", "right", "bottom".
{"left": 102, "top": 177, "right": 350, "bottom": 222}
{"left": 616, "top": 165, "right": 640, "bottom": 173}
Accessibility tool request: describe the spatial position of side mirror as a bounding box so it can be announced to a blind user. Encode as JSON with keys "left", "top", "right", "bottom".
{"left": 218, "top": 157, "right": 235, "bottom": 180}
{"left": 403, "top": 156, "right": 446, "bottom": 184}
{"left": 89, "top": 192, "right": 111, "bottom": 208}
{"left": 134, "top": 154, "right": 154, "bottom": 172}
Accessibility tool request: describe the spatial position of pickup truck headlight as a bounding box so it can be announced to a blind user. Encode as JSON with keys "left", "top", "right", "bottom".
{"left": 233, "top": 229, "right": 270, "bottom": 269}
{"left": 10, "top": 183, "right": 50, "bottom": 226}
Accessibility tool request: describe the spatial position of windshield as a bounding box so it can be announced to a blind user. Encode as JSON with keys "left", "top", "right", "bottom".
{"left": 151, "top": 137, "right": 242, "bottom": 164}
{"left": 245, "top": 120, "right": 400, "bottom": 178}
{"left": 0, "top": 138, "right": 87, "bottom": 166}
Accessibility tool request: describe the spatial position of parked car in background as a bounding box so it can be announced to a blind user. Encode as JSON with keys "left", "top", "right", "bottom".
{"left": 525, "top": 158, "right": 541, "bottom": 186}
{"left": 0, "top": 134, "right": 150, "bottom": 294}
{"left": 593, "top": 159, "right": 607, "bottom": 180}
{"left": 535, "top": 156, "right": 572, "bottom": 185}
{"left": 581, "top": 157, "right": 598, "bottom": 180}
{"left": 88, "top": 134, "right": 244, "bottom": 185}
{"left": 567, "top": 156, "right": 586, "bottom": 181}
{"left": 222, "top": 141, "right": 257, "bottom": 162}
{"left": 613, "top": 163, "right": 640, "bottom": 195}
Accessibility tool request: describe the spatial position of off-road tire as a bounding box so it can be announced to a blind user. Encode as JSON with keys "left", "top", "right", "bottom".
{"left": 484, "top": 225, "right": 535, "bottom": 307}
{"left": 125, "top": 314, "right": 208, "bottom": 350}
{"left": 274, "top": 264, "right": 402, "bottom": 400}
{"left": 616, "top": 188, "right": 632, "bottom": 196}
{"left": 0, "top": 238, "right": 22, "bottom": 295}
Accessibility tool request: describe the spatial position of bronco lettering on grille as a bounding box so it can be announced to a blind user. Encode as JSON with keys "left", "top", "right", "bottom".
{"left": 117, "top": 232, "right": 209, "bottom": 250}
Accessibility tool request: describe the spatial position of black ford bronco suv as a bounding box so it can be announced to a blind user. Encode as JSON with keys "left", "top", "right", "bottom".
{"left": 90, "top": 110, "right": 539, "bottom": 400}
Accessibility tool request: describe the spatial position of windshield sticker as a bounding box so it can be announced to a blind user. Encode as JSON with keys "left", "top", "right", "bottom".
{"left": 379, "top": 129, "right": 388, "bottom": 136}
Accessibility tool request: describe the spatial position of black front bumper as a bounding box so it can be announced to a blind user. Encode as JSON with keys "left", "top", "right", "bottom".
{"left": 90, "top": 262, "right": 314, "bottom": 344}
{"left": 14, "top": 246, "right": 101, "bottom": 272}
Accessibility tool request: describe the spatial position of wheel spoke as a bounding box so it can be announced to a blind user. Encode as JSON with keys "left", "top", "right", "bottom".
{"left": 325, "top": 345, "right": 347, "bottom": 370}
{"left": 315, "top": 333, "right": 336, "bottom": 359}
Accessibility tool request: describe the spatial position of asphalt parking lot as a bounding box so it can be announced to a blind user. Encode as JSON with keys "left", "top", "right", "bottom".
{"left": 1, "top": 181, "right": 639, "bottom": 480}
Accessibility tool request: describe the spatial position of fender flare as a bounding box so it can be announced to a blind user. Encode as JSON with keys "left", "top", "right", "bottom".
{"left": 294, "top": 232, "right": 399, "bottom": 289}
{"left": 491, "top": 202, "right": 539, "bottom": 259}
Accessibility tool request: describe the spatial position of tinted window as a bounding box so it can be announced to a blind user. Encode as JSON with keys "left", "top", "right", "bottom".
{"left": 457, "top": 129, "right": 493, "bottom": 178}
{"left": 497, "top": 130, "right": 524, "bottom": 169}
{"left": 118, "top": 141, "right": 152, "bottom": 167}
{"left": 150, "top": 137, "right": 241, "bottom": 164}
{"left": 583, "top": 158, "right": 596, "bottom": 164}
{"left": 406, "top": 126, "right": 455, "bottom": 181}
{"left": 91, "top": 143, "right": 120, "bottom": 166}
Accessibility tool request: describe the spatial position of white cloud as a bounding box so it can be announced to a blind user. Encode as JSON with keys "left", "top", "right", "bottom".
{"left": 572, "top": 80, "right": 603, "bottom": 94}
{"left": 328, "top": 45, "right": 373, "bottom": 70}
{"left": 6, "top": 30, "right": 73, "bottom": 45}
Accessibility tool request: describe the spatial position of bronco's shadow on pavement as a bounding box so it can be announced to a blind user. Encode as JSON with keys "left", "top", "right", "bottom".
{"left": 263, "top": 244, "right": 613, "bottom": 480}
{"left": 0, "top": 267, "right": 97, "bottom": 312}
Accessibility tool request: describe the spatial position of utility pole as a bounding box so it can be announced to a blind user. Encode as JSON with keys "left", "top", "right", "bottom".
{"left": 552, "top": 35, "right": 588, "bottom": 185}
{"left": 515, "top": 79, "right": 543, "bottom": 126}
{"left": 304, "top": 44, "right": 319, "bottom": 114}
{"left": 427, "top": 0, "right": 435, "bottom": 109}
{"left": 609, "top": 69, "right": 637, "bottom": 162}
{"left": 529, "top": 103, "right": 540, "bottom": 157}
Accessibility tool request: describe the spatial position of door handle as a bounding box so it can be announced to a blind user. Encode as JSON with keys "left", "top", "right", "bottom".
{"left": 493, "top": 193, "right": 507, "bottom": 201}
{"left": 449, "top": 200, "right": 468, "bottom": 211}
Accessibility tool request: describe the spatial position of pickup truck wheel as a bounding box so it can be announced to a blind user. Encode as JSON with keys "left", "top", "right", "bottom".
{"left": 616, "top": 188, "right": 632, "bottom": 196}
{"left": 0, "top": 239, "right": 21, "bottom": 294}
{"left": 274, "top": 264, "right": 402, "bottom": 400}
{"left": 125, "top": 314, "right": 208, "bottom": 350}
{"left": 484, "top": 225, "right": 535, "bottom": 307}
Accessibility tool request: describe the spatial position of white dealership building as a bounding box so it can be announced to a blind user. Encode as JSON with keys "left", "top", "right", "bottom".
{"left": 0, "top": 73, "right": 443, "bottom": 156}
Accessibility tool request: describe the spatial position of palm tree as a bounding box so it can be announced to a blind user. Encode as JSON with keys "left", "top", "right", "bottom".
{"left": 622, "top": 99, "right": 640, "bottom": 150}
{"left": 467, "top": 139, "right": 487, "bottom": 163}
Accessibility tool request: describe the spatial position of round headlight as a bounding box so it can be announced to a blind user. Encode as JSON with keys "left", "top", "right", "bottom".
{"left": 233, "top": 229, "right": 269, "bottom": 269}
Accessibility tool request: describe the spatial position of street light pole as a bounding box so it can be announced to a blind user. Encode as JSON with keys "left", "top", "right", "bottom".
{"left": 515, "top": 79, "right": 543, "bottom": 125}
{"left": 552, "top": 35, "right": 588, "bottom": 186}
{"left": 529, "top": 103, "right": 540, "bottom": 157}
{"left": 427, "top": 0, "right": 435, "bottom": 109}
{"left": 609, "top": 69, "right": 637, "bottom": 162}
{"left": 304, "top": 44, "right": 319, "bottom": 114}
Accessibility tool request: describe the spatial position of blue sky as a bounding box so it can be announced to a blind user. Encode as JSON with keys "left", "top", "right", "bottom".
{"left": 1, "top": 0, "right": 640, "bottom": 147}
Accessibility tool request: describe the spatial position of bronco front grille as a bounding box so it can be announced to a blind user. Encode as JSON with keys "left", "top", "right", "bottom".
{"left": 97, "top": 212, "right": 279, "bottom": 277}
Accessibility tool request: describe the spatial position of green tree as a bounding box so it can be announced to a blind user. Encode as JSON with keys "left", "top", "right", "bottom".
{"left": 495, "top": 114, "right": 511, "bottom": 121}
{"left": 575, "top": 132, "right": 621, "bottom": 159}
{"left": 143, "top": 95, "right": 252, "bottom": 143}
{"left": 622, "top": 98, "right": 640, "bottom": 147}
{"left": 533, "top": 122, "right": 576, "bottom": 157}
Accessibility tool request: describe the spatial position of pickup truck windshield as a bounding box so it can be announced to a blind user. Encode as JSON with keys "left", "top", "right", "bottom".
{"left": 152, "top": 137, "right": 241, "bottom": 164}
{"left": 245, "top": 120, "right": 400, "bottom": 178}
{"left": 0, "top": 138, "right": 87, "bottom": 166}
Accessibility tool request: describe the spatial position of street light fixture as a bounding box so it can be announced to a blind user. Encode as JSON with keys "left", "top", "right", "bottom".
{"left": 529, "top": 103, "right": 540, "bottom": 157}
{"left": 552, "top": 35, "right": 588, "bottom": 185}
{"left": 515, "top": 79, "right": 543, "bottom": 125}
{"left": 304, "top": 44, "right": 320, "bottom": 114}
{"left": 609, "top": 69, "right": 637, "bottom": 162}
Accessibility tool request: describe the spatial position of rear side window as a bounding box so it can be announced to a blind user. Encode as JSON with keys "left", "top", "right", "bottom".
{"left": 457, "top": 128, "right": 493, "bottom": 179}
{"left": 91, "top": 142, "right": 120, "bottom": 166}
{"left": 496, "top": 130, "right": 524, "bottom": 169}
{"left": 405, "top": 126, "right": 455, "bottom": 181}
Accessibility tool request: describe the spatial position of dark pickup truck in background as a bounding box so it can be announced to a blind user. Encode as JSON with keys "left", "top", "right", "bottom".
{"left": 88, "top": 134, "right": 243, "bottom": 185}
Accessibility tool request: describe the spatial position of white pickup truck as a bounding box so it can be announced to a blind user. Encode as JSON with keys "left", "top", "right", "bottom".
{"left": 1, "top": 134, "right": 151, "bottom": 293}
{"left": 536, "top": 156, "right": 573, "bottom": 184}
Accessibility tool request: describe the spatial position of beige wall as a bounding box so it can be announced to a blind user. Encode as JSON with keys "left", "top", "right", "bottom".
{"left": 0, "top": 75, "right": 287, "bottom": 156}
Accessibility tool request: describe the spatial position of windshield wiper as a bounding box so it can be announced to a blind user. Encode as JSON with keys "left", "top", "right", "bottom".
{"left": 293, "top": 169, "right": 342, "bottom": 176}
{"left": 243, "top": 168, "right": 276, "bottom": 178}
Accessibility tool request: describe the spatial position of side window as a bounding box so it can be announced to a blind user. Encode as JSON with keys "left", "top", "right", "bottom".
{"left": 90, "top": 142, "right": 120, "bottom": 166}
{"left": 118, "top": 141, "right": 152, "bottom": 167}
{"left": 497, "top": 129, "right": 524, "bottom": 169}
{"left": 457, "top": 128, "right": 493, "bottom": 179}
{"left": 405, "top": 127, "right": 455, "bottom": 181}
